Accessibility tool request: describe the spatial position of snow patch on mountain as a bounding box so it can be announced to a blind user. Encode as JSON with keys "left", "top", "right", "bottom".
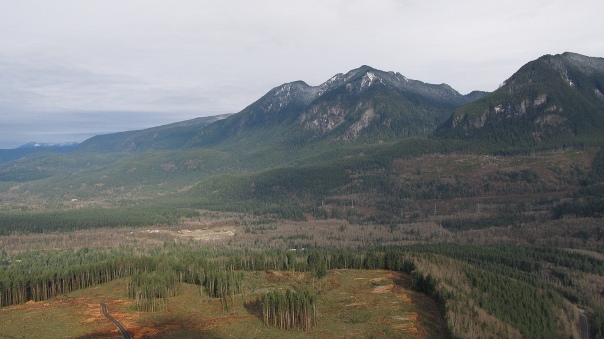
{"left": 18, "top": 142, "right": 79, "bottom": 149}
{"left": 360, "top": 72, "right": 384, "bottom": 89}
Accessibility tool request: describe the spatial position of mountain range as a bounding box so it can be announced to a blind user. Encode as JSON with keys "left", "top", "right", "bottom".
{"left": 5, "top": 52, "right": 602, "bottom": 159}
{"left": 184, "top": 65, "right": 486, "bottom": 149}
{"left": 73, "top": 65, "right": 487, "bottom": 154}
{"left": 1, "top": 52, "right": 603, "bottom": 195}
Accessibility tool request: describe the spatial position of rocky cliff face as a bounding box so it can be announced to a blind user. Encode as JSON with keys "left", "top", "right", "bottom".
{"left": 438, "top": 52, "right": 604, "bottom": 148}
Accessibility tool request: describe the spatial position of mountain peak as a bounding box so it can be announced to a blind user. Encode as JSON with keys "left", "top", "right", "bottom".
{"left": 558, "top": 52, "right": 604, "bottom": 75}
{"left": 440, "top": 52, "right": 604, "bottom": 150}
{"left": 498, "top": 52, "right": 604, "bottom": 90}
{"left": 350, "top": 64, "right": 377, "bottom": 75}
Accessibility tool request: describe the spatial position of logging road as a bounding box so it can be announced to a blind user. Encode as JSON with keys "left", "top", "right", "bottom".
{"left": 579, "top": 309, "right": 589, "bottom": 339}
{"left": 100, "top": 303, "right": 132, "bottom": 339}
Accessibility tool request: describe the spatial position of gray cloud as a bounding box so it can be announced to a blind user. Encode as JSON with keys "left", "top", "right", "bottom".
{"left": 1, "top": 0, "right": 603, "bottom": 148}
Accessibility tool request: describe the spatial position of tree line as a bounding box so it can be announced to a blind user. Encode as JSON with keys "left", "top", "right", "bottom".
{"left": 0, "top": 206, "right": 198, "bottom": 236}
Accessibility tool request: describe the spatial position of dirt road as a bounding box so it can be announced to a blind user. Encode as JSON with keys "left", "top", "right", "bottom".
{"left": 579, "top": 310, "right": 589, "bottom": 339}
{"left": 100, "top": 303, "right": 132, "bottom": 339}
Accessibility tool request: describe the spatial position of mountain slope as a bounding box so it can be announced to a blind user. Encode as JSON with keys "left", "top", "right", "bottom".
{"left": 186, "top": 66, "right": 485, "bottom": 149}
{"left": 77, "top": 114, "right": 232, "bottom": 152}
{"left": 436, "top": 52, "right": 604, "bottom": 151}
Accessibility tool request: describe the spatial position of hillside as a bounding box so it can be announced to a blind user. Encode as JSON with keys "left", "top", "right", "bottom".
{"left": 77, "top": 114, "right": 232, "bottom": 152}
{"left": 436, "top": 52, "right": 604, "bottom": 152}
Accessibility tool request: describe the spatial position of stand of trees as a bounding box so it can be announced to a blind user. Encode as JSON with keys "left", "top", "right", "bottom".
{"left": 0, "top": 248, "right": 137, "bottom": 307}
{"left": 260, "top": 288, "right": 317, "bottom": 332}
{"left": 591, "top": 308, "right": 604, "bottom": 339}
{"left": 200, "top": 266, "right": 244, "bottom": 312}
{"left": 127, "top": 267, "right": 179, "bottom": 312}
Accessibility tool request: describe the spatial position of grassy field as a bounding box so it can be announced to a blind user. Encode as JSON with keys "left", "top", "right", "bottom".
{"left": 0, "top": 279, "right": 126, "bottom": 339}
{"left": 0, "top": 270, "right": 442, "bottom": 339}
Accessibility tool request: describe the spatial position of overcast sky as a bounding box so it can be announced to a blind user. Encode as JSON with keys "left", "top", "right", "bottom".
{"left": 1, "top": 0, "right": 603, "bottom": 148}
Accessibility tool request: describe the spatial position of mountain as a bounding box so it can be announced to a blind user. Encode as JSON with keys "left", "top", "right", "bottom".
{"left": 73, "top": 66, "right": 485, "bottom": 155}
{"left": 18, "top": 142, "right": 79, "bottom": 149}
{"left": 436, "top": 52, "right": 604, "bottom": 151}
{"left": 0, "top": 142, "right": 78, "bottom": 164}
{"left": 186, "top": 66, "right": 485, "bottom": 149}
{"left": 0, "top": 65, "right": 487, "bottom": 187}
{"left": 77, "top": 114, "right": 232, "bottom": 152}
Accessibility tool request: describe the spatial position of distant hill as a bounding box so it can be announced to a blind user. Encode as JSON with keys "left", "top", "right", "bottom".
{"left": 186, "top": 65, "right": 486, "bottom": 149}
{"left": 436, "top": 52, "right": 604, "bottom": 152}
{"left": 0, "top": 142, "right": 78, "bottom": 164}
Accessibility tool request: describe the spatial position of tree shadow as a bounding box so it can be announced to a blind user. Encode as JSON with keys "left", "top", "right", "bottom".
{"left": 243, "top": 298, "right": 263, "bottom": 321}
{"left": 391, "top": 271, "right": 412, "bottom": 289}
{"left": 76, "top": 314, "right": 227, "bottom": 339}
